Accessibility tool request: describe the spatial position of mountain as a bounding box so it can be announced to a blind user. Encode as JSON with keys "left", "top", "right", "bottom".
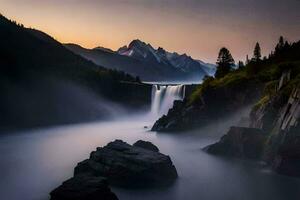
{"left": 65, "top": 43, "right": 179, "bottom": 81}
{"left": 66, "top": 40, "right": 215, "bottom": 82}
{"left": 0, "top": 14, "right": 151, "bottom": 130}
{"left": 197, "top": 60, "right": 217, "bottom": 76}
{"left": 118, "top": 39, "right": 215, "bottom": 81}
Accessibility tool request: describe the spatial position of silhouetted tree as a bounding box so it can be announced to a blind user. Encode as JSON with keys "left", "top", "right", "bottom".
{"left": 215, "top": 47, "right": 235, "bottom": 78}
{"left": 246, "top": 55, "right": 250, "bottom": 65}
{"left": 238, "top": 61, "right": 245, "bottom": 69}
{"left": 275, "top": 36, "right": 285, "bottom": 52}
{"left": 253, "top": 42, "right": 261, "bottom": 62}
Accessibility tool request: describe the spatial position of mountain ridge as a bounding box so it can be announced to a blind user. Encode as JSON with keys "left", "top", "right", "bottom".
{"left": 65, "top": 39, "right": 215, "bottom": 82}
{"left": 117, "top": 39, "right": 215, "bottom": 76}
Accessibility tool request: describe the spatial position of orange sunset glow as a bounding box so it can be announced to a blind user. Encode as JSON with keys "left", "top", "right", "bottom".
{"left": 1, "top": 0, "right": 299, "bottom": 62}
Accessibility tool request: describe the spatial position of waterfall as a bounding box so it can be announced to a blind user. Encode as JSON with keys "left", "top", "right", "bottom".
{"left": 151, "top": 84, "right": 185, "bottom": 117}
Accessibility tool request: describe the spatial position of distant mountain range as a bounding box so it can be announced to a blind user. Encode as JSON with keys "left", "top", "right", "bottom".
{"left": 65, "top": 39, "right": 215, "bottom": 82}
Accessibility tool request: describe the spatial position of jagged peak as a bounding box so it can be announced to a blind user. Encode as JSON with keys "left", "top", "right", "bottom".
{"left": 128, "top": 39, "right": 146, "bottom": 48}
{"left": 157, "top": 47, "right": 166, "bottom": 52}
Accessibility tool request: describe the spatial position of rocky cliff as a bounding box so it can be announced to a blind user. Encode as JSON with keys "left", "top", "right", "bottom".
{"left": 250, "top": 74, "right": 300, "bottom": 176}
{"left": 205, "top": 69, "right": 300, "bottom": 177}
{"left": 152, "top": 74, "right": 263, "bottom": 132}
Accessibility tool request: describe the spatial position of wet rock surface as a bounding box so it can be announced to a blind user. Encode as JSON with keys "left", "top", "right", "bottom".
{"left": 133, "top": 140, "right": 159, "bottom": 152}
{"left": 74, "top": 140, "right": 178, "bottom": 187}
{"left": 50, "top": 140, "right": 177, "bottom": 199}
{"left": 50, "top": 175, "right": 118, "bottom": 200}
{"left": 204, "top": 127, "right": 268, "bottom": 159}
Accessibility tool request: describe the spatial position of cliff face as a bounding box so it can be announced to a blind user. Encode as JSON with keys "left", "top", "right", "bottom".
{"left": 206, "top": 71, "right": 300, "bottom": 177}
{"left": 252, "top": 82, "right": 300, "bottom": 176}
{"left": 152, "top": 78, "right": 263, "bottom": 132}
{"left": 204, "top": 127, "right": 268, "bottom": 159}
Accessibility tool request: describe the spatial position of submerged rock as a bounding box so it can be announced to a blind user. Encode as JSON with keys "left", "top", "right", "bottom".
{"left": 204, "top": 127, "right": 267, "bottom": 159}
{"left": 50, "top": 175, "right": 118, "bottom": 200}
{"left": 74, "top": 140, "right": 177, "bottom": 187}
{"left": 133, "top": 140, "right": 159, "bottom": 152}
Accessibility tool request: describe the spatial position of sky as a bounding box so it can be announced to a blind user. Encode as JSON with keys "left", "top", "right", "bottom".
{"left": 0, "top": 0, "right": 299, "bottom": 63}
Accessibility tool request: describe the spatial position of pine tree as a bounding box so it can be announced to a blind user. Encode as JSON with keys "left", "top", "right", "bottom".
{"left": 276, "top": 36, "right": 285, "bottom": 51}
{"left": 246, "top": 55, "right": 250, "bottom": 65}
{"left": 238, "top": 61, "right": 244, "bottom": 68}
{"left": 215, "top": 47, "right": 235, "bottom": 78}
{"left": 253, "top": 42, "right": 261, "bottom": 62}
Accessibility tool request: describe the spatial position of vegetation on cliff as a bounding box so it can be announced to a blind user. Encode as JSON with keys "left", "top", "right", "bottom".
{"left": 190, "top": 38, "right": 300, "bottom": 106}
{"left": 153, "top": 37, "right": 300, "bottom": 132}
{"left": 202, "top": 38, "right": 300, "bottom": 177}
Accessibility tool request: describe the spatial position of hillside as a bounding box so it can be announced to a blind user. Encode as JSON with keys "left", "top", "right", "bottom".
{"left": 151, "top": 38, "right": 300, "bottom": 177}
{"left": 65, "top": 43, "right": 172, "bottom": 81}
{"left": 152, "top": 39, "right": 300, "bottom": 132}
{"left": 0, "top": 15, "right": 151, "bottom": 130}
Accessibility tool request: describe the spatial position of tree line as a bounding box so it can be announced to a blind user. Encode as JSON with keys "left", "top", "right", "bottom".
{"left": 214, "top": 36, "right": 292, "bottom": 79}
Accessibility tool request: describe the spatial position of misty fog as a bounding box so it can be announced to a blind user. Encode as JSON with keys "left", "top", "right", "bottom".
{"left": 0, "top": 106, "right": 299, "bottom": 200}
{"left": 0, "top": 77, "right": 126, "bottom": 131}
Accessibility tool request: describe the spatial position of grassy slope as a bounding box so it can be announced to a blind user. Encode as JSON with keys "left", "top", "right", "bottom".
{"left": 189, "top": 41, "right": 300, "bottom": 108}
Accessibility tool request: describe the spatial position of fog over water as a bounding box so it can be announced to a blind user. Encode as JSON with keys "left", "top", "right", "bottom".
{"left": 0, "top": 106, "right": 300, "bottom": 200}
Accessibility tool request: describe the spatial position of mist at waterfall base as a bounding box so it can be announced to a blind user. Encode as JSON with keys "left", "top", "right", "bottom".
{"left": 1, "top": 98, "right": 300, "bottom": 200}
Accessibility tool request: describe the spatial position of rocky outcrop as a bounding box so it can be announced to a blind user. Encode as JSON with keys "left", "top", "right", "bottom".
{"left": 262, "top": 87, "right": 300, "bottom": 176}
{"left": 50, "top": 175, "right": 118, "bottom": 200}
{"left": 250, "top": 70, "right": 292, "bottom": 132}
{"left": 133, "top": 140, "right": 159, "bottom": 152}
{"left": 214, "top": 71, "right": 300, "bottom": 176}
{"left": 50, "top": 140, "right": 177, "bottom": 199}
{"left": 272, "top": 125, "right": 300, "bottom": 177}
{"left": 152, "top": 79, "right": 263, "bottom": 132}
{"left": 74, "top": 140, "right": 178, "bottom": 187}
{"left": 204, "top": 127, "right": 268, "bottom": 159}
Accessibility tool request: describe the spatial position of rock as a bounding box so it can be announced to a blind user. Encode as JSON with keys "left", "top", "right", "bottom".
{"left": 133, "top": 140, "right": 159, "bottom": 152}
{"left": 50, "top": 175, "right": 118, "bottom": 200}
{"left": 74, "top": 140, "right": 178, "bottom": 187}
{"left": 204, "top": 127, "right": 267, "bottom": 159}
{"left": 271, "top": 126, "right": 300, "bottom": 177}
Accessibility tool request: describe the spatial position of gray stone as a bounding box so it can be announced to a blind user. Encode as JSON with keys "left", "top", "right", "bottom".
{"left": 50, "top": 175, "right": 118, "bottom": 200}
{"left": 74, "top": 140, "right": 178, "bottom": 187}
{"left": 204, "top": 127, "right": 267, "bottom": 159}
{"left": 133, "top": 140, "right": 159, "bottom": 152}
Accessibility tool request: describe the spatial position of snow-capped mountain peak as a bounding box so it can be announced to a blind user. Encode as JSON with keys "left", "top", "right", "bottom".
{"left": 117, "top": 39, "right": 216, "bottom": 78}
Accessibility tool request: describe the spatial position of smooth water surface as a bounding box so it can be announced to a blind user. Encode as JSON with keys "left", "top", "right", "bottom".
{"left": 0, "top": 114, "right": 299, "bottom": 200}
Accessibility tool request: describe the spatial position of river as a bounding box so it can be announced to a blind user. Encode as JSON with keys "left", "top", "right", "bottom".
{"left": 0, "top": 112, "right": 299, "bottom": 200}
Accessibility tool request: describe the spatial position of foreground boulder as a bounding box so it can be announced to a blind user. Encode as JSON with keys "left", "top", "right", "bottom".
{"left": 204, "top": 127, "right": 267, "bottom": 159}
{"left": 50, "top": 175, "right": 118, "bottom": 200}
{"left": 271, "top": 126, "right": 300, "bottom": 177}
{"left": 74, "top": 140, "right": 178, "bottom": 187}
{"left": 133, "top": 140, "right": 159, "bottom": 152}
